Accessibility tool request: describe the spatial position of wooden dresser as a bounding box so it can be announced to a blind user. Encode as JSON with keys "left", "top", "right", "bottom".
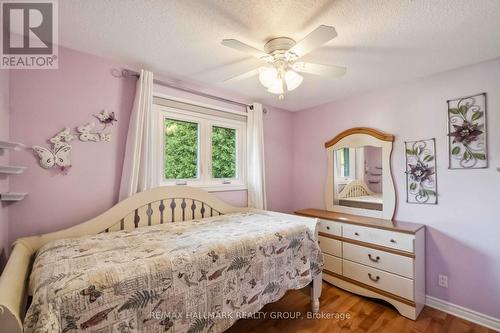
{"left": 296, "top": 208, "right": 425, "bottom": 320}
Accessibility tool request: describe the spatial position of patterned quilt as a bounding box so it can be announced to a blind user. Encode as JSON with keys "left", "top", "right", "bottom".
{"left": 25, "top": 211, "right": 323, "bottom": 333}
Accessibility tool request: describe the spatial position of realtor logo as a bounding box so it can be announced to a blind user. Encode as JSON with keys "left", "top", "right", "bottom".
{"left": 1, "top": 0, "right": 58, "bottom": 69}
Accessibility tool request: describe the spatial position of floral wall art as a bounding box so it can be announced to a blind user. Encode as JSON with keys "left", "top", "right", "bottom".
{"left": 447, "top": 93, "right": 488, "bottom": 169}
{"left": 405, "top": 138, "right": 438, "bottom": 204}
{"left": 32, "top": 110, "right": 117, "bottom": 174}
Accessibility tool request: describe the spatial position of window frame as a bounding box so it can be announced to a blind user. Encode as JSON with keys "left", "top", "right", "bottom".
{"left": 162, "top": 110, "right": 203, "bottom": 185}
{"left": 154, "top": 103, "right": 247, "bottom": 192}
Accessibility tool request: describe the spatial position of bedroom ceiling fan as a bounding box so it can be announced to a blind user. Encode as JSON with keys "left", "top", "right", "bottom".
{"left": 221, "top": 25, "right": 346, "bottom": 100}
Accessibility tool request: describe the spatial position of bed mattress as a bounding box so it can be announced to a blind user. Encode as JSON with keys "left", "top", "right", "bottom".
{"left": 25, "top": 211, "right": 323, "bottom": 333}
{"left": 339, "top": 194, "right": 383, "bottom": 211}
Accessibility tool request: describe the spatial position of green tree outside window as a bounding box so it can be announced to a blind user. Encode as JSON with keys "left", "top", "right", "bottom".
{"left": 211, "top": 126, "right": 236, "bottom": 178}
{"left": 164, "top": 119, "right": 237, "bottom": 180}
{"left": 164, "top": 119, "right": 198, "bottom": 179}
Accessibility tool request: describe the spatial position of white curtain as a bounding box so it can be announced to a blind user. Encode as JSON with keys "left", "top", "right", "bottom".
{"left": 246, "top": 103, "right": 267, "bottom": 209}
{"left": 119, "top": 69, "right": 155, "bottom": 200}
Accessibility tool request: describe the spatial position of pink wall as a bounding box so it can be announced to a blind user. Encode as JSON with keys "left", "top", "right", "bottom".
{"left": 263, "top": 106, "right": 294, "bottom": 213}
{"left": 292, "top": 58, "right": 500, "bottom": 318}
{"left": 7, "top": 46, "right": 294, "bottom": 247}
{"left": 364, "top": 146, "right": 383, "bottom": 193}
{"left": 8, "top": 47, "right": 136, "bottom": 244}
{"left": 0, "top": 70, "right": 9, "bottom": 271}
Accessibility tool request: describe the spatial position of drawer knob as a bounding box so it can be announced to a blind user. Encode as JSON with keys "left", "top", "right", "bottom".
{"left": 326, "top": 226, "right": 330, "bottom": 230}
{"left": 368, "top": 273, "right": 380, "bottom": 282}
{"left": 354, "top": 232, "right": 360, "bottom": 236}
{"left": 390, "top": 239, "right": 396, "bottom": 243}
{"left": 368, "top": 254, "right": 380, "bottom": 262}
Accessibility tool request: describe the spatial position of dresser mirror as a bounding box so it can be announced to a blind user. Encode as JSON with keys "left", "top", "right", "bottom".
{"left": 325, "top": 128, "right": 396, "bottom": 219}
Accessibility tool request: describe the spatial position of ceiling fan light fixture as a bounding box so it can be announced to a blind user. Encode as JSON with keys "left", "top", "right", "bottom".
{"left": 258, "top": 67, "right": 278, "bottom": 88}
{"left": 284, "top": 70, "right": 303, "bottom": 91}
{"left": 267, "top": 79, "right": 284, "bottom": 94}
{"left": 221, "top": 25, "right": 344, "bottom": 99}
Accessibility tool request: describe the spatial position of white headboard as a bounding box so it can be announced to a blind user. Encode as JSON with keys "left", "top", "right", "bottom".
{"left": 338, "top": 179, "right": 374, "bottom": 199}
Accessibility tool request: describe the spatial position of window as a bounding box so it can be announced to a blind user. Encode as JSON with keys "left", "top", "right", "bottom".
{"left": 211, "top": 126, "right": 237, "bottom": 179}
{"left": 164, "top": 119, "right": 199, "bottom": 179}
{"left": 154, "top": 97, "right": 246, "bottom": 191}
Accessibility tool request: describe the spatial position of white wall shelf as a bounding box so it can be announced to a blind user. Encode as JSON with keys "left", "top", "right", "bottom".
{"left": 0, "top": 140, "right": 26, "bottom": 151}
{"left": 0, "top": 192, "right": 28, "bottom": 202}
{"left": 0, "top": 140, "right": 28, "bottom": 202}
{"left": 0, "top": 165, "right": 27, "bottom": 174}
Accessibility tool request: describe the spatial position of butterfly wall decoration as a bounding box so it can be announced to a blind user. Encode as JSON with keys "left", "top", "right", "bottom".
{"left": 32, "top": 110, "right": 117, "bottom": 173}
{"left": 94, "top": 109, "right": 117, "bottom": 128}
{"left": 76, "top": 122, "right": 112, "bottom": 142}
{"left": 76, "top": 109, "right": 116, "bottom": 142}
{"left": 33, "top": 128, "right": 73, "bottom": 169}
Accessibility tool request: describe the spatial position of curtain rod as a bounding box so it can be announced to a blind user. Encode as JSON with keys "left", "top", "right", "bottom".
{"left": 119, "top": 69, "right": 254, "bottom": 110}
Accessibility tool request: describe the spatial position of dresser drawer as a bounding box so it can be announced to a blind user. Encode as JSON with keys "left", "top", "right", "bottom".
{"left": 318, "top": 219, "right": 342, "bottom": 236}
{"left": 343, "top": 259, "right": 414, "bottom": 301}
{"left": 343, "top": 242, "right": 414, "bottom": 278}
{"left": 318, "top": 236, "right": 342, "bottom": 257}
{"left": 323, "top": 253, "right": 342, "bottom": 275}
{"left": 343, "top": 224, "right": 414, "bottom": 252}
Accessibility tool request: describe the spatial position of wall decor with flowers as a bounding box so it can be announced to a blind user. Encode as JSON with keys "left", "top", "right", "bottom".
{"left": 32, "top": 110, "right": 117, "bottom": 174}
{"left": 447, "top": 93, "right": 488, "bottom": 169}
{"left": 405, "top": 138, "right": 438, "bottom": 204}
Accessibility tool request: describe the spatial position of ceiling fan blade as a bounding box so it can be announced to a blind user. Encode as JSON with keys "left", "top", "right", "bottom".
{"left": 223, "top": 67, "right": 260, "bottom": 82}
{"left": 289, "top": 25, "right": 338, "bottom": 58}
{"left": 221, "top": 39, "right": 269, "bottom": 59}
{"left": 293, "top": 62, "right": 346, "bottom": 77}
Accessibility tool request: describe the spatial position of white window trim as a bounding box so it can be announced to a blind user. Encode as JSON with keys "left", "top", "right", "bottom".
{"left": 154, "top": 102, "right": 247, "bottom": 192}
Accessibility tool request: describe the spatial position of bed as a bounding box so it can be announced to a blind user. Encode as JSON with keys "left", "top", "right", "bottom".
{"left": 337, "top": 180, "right": 383, "bottom": 211}
{"left": 0, "top": 186, "right": 323, "bottom": 333}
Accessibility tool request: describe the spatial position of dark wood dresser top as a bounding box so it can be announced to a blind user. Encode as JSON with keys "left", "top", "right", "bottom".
{"left": 295, "top": 208, "right": 425, "bottom": 234}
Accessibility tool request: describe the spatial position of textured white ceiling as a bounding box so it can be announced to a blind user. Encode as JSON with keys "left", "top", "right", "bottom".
{"left": 58, "top": 0, "right": 500, "bottom": 111}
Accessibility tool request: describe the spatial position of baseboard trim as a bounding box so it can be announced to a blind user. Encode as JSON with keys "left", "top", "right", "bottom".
{"left": 425, "top": 295, "right": 500, "bottom": 332}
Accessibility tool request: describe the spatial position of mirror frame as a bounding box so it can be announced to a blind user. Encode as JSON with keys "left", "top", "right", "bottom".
{"left": 324, "top": 127, "right": 396, "bottom": 220}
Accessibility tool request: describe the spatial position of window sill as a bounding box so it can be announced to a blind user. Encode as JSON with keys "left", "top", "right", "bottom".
{"left": 160, "top": 183, "right": 247, "bottom": 193}
{"left": 203, "top": 185, "right": 248, "bottom": 192}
